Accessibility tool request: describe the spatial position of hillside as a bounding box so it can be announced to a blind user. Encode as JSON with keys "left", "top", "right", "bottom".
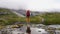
{"left": 0, "top": 8, "right": 21, "bottom": 25}
{"left": 41, "top": 12, "right": 60, "bottom": 25}
{"left": 0, "top": 8, "right": 42, "bottom": 25}
{"left": 1, "top": 8, "right": 60, "bottom": 25}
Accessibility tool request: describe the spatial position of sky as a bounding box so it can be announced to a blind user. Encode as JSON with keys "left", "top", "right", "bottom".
{"left": 0, "top": 0, "right": 60, "bottom": 12}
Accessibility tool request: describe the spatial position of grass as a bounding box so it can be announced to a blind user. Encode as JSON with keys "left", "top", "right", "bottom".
{"left": 41, "top": 12, "right": 60, "bottom": 25}
{"left": 0, "top": 8, "right": 21, "bottom": 25}
{"left": 0, "top": 8, "right": 60, "bottom": 26}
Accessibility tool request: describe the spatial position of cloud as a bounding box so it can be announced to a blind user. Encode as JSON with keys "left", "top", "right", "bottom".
{"left": 0, "top": 0, "right": 60, "bottom": 11}
{"left": 0, "top": 0, "right": 27, "bottom": 9}
{"left": 27, "top": 0, "right": 60, "bottom": 11}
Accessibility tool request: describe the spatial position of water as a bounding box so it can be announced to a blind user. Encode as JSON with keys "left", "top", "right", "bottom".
{"left": 11, "top": 26, "right": 48, "bottom": 34}
{"left": 31, "top": 28, "right": 48, "bottom": 34}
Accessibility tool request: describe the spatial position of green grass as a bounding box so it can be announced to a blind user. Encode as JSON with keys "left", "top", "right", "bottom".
{"left": 1, "top": 8, "right": 60, "bottom": 25}
{"left": 0, "top": 8, "right": 42, "bottom": 25}
{"left": 41, "top": 12, "right": 60, "bottom": 25}
{"left": 0, "top": 8, "right": 21, "bottom": 25}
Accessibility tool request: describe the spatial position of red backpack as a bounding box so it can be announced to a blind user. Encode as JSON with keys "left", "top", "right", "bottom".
{"left": 26, "top": 10, "right": 30, "bottom": 17}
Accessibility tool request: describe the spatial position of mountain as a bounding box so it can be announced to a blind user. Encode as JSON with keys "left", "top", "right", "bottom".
{"left": 11, "top": 9, "right": 41, "bottom": 17}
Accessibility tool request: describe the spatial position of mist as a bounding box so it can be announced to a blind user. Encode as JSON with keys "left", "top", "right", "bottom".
{"left": 0, "top": 0, "right": 60, "bottom": 12}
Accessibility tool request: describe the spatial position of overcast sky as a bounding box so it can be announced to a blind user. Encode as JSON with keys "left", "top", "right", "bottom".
{"left": 0, "top": 0, "right": 60, "bottom": 12}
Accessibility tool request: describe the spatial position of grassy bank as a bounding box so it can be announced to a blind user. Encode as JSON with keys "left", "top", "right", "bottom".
{"left": 41, "top": 12, "right": 60, "bottom": 25}
{"left": 1, "top": 8, "right": 60, "bottom": 25}
{"left": 0, "top": 8, "right": 21, "bottom": 25}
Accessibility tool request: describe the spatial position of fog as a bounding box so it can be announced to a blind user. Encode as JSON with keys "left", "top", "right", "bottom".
{"left": 0, "top": 0, "right": 60, "bottom": 12}
{"left": 0, "top": 0, "right": 27, "bottom": 10}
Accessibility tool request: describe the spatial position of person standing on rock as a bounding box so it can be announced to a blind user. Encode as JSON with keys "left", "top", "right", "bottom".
{"left": 26, "top": 10, "right": 31, "bottom": 34}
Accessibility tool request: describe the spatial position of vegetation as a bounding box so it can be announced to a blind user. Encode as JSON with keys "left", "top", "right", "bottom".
{"left": 0, "top": 8, "right": 42, "bottom": 26}
{"left": 0, "top": 8, "right": 21, "bottom": 25}
{"left": 1, "top": 8, "right": 60, "bottom": 26}
{"left": 18, "top": 16, "right": 42, "bottom": 24}
{"left": 30, "top": 16, "right": 42, "bottom": 24}
{"left": 41, "top": 12, "right": 60, "bottom": 25}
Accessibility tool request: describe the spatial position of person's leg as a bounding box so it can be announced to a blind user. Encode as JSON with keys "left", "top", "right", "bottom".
{"left": 26, "top": 17, "right": 31, "bottom": 34}
{"left": 26, "top": 17, "right": 30, "bottom": 23}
